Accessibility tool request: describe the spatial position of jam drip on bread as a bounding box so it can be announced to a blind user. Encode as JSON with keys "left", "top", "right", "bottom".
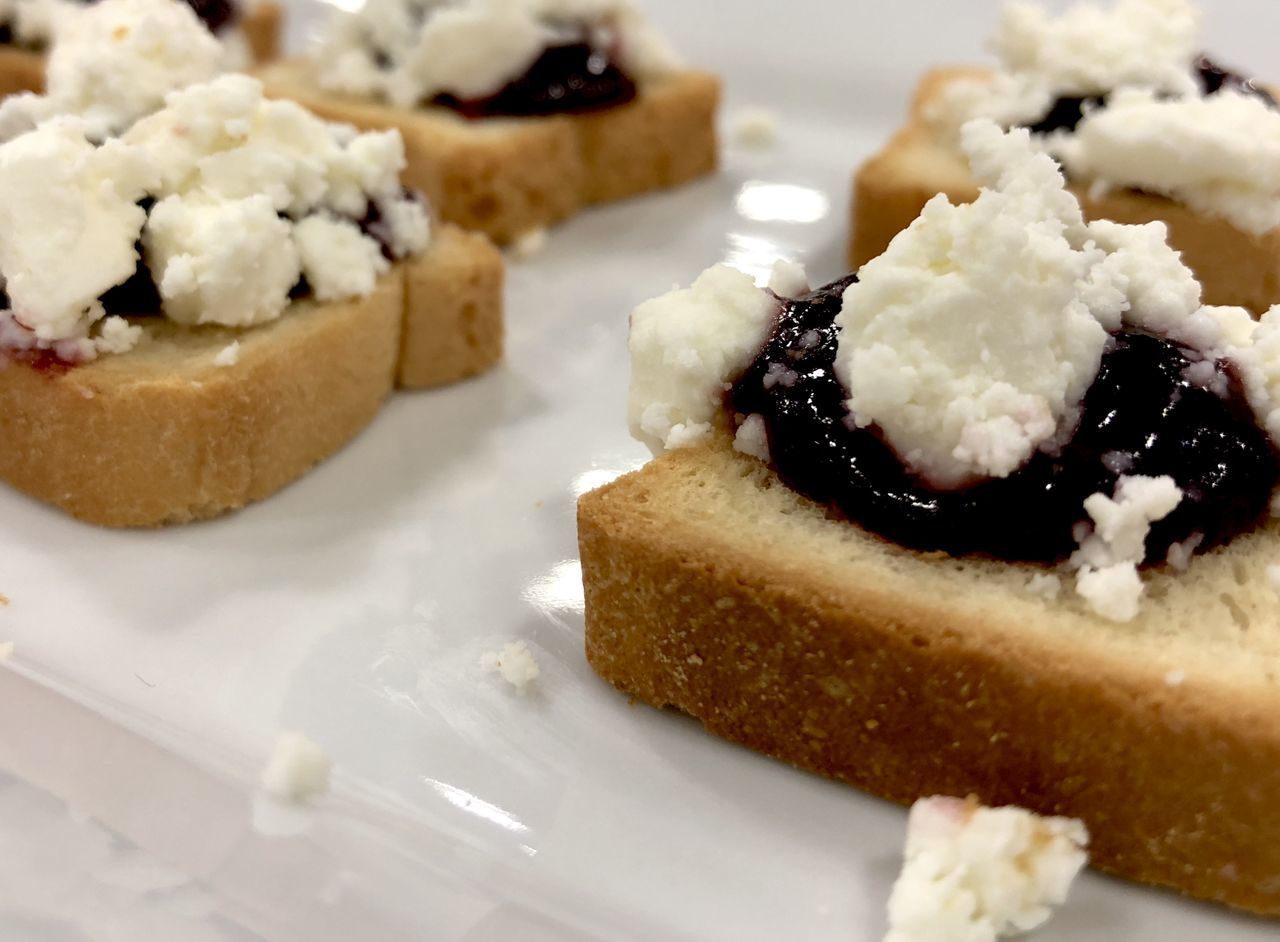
{"left": 730, "top": 275, "right": 1279, "bottom": 565}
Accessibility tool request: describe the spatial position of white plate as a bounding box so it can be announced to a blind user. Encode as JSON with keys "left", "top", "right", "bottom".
{"left": 2, "top": 2, "right": 1278, "bottom": 939}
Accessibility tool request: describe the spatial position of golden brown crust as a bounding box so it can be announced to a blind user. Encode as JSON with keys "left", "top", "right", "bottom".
{"left": 0, "top": 226, "right": 503, "bottom": 526}
{"left": 399, "top": 223, "right": 505, "bottom": 389}
{"left": 849, "top": 67, "right": 1280, "bottom": 314}
{"left": 578, "top": 440, "right": 1280, "bottom": 916}
{"left": 258, "top": 59, "right": 721, "bottom": 244}
{"left": 0, "top": 46, "right": 44, "bottom": 98}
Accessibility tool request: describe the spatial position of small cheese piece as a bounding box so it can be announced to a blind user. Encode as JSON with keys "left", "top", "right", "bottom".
{"left": 0, "top": 0, "right": 73, "bottom": 49}
{"left": 1070, "top": 475, "right": 1183, "bottom": 621}
{"left": 1056, "top": 88, "right": 1280, "bottom": 237}
{"left": 732, "top": 413, "right": 770, "bottom": 462}
{"left": 885, "top": 796, "right": 1089, "bottom": 942}
{"left": 0, "top": 641, "right": 13, "bottom": 661}
{"left": 0, "top": 119, "right": 154, "bottom": 344}
{"left": 94, "top": 316, "right": 142, "bottom": 355}
{"left": 292, "top": 215, "right": 389, "bottom": 302}
{"left": 732, "top": 106, "right": 780, "bottom": 148}
{"left": 260, "top": 731, "right": 332, "bottom": 802}
{"left": 767, "top": 258, "right": 809, "bottom": 299}
{"left": 480, "top": 640, "right": 540, "bottom": 694}
{"left": 145, "top": 194, "right": 301, "bottom": 328}
{"left": 213, "top": 340, "right": 240, "bottom": 367}
{"left": 511, "top": 227, "right": 549, "bottom": 261}
{"left": 629, "top": 264, "right": 778, "bottom": 453}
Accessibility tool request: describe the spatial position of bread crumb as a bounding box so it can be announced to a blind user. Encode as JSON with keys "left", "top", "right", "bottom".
{"left": 1025, "top": 572, "right": 1061, "bottom": 600}
{"left": 259, "top": 731, "right": 332, "bottom": 802}
{"left": 510, "top": 228, "right": 548, "bottom": 261}
{"left": 686, "top": 653, "right": 704, "bottom": 666}
{"left": 480, "top": 640, "right": 540, "bottom": 694}
{"left": 1165, "top": 669, "right": 1186, "bottom": 687}
{"left": 213, "top": 340, "right": 240, "bottom": 367}
{"left": 886, "top": 796, "right": 1088, "bottom": 942}
{"left": 732, "top": 106, "right": 779, "bottom": 147}
{"left": 0, "top": 593, "right": 8, "bottom": 605}
{"left": 0, "top": 641, "right": 13, "bottom": 661}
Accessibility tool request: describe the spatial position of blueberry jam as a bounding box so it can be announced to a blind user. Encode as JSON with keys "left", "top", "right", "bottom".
{"left": 729, "top": 275, "right": 1280, "bottom": 565}
{"left": 1027, "top": 55, "right": 1277, "bottom": 135}
{"left": 431, "top": 42, "right": 636, "bottom": 118}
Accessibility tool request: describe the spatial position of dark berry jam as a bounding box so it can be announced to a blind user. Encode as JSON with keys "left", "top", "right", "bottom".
{"left": 67, "top": 0, "right": 237, "bottom": 34}
{"left": 1028, "top": 55, "right": 1277, "bottom": 135}
{"left": 432, "top": 42, "right": 636, "bottom": 118}
{"left": 728, "top": 275, "right": 1280, "bottom": 565}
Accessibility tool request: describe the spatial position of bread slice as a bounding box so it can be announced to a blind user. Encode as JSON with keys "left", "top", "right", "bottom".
{"left": 0, "top": 223, "right": 502, "bottom": 526}
{"left": 0, "top": 1, "right": 284, "bottom": 99}
{"left": 578, "top": 436, "right": 1280, "bottom": 915}
{"left": 851, "top": 67, "right": 1280, "bottom": 314}
{"left": 257, "top": 59, "right": 721, "bottom": 244}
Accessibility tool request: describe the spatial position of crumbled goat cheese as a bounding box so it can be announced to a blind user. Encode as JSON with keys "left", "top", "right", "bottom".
{"left": 260, "top": 731, "right": 333, "bottom": 802}
{"left": 885, "top": 796, "right": 1088, "bottom": 942}
{"left": 835, "top": 121, "right": 1201, "bottom": 488}
{"left": 0, "top": 118, "right": 154, "bottom": 346}
{"left": 316, "top": 0, "right": 680, "bottom": 108}
{"left": 0, "top": 641, "right": 12, "bottom": 661}
{"left": 1025, "top": 572, "right": 1061, "bottom": 600}
{"left": 213, "top": 340, "right": 240, "bottom": 367}
{"left": 0, "top": 0, "right": 223, "bottom": 142}
{"left": 767, "top": 258, "right": 809, "bottom": 299}
{"left": 732, "top": 413, "right": 770, "bottom": 462}
{"left": 1164, "top": 532, "right": 1204, "bottom": 571}
{"left": 480, "top": 640, "right": 540, "bottom": 693}
{"left": 511, "top": 227, "right": 549, "bottom": 261}
{"left": 292, "top": 215, "right": 389, "bottom": 302}
{"left": 0, "top": 75, "right": 432, "bottom": 355}
{"left": 94, "top": 316, "right": 142, "bottom": 355}
{"left": 1056, "top": 88, "right": 1280, "bottom": 236}
{"left": 1070, "top": 474, "right": 1183, "bottom": 621}
{"left": 930, "top": 0, "right": 1200, "bottom": 135}
{"left": 732, "top": 106, "right": 779, "bottom": 148}
{"left": 629, "top": 264, "right": 778, "bottom": 453}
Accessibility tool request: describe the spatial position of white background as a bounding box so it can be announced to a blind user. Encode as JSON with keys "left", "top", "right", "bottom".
{"left": 1, "top": 1, "right": 1278, "bottom": 939}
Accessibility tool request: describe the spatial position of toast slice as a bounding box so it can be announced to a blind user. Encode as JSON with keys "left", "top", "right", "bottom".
{"left": 578, "top": 437, "right": 1280, "bottom": 915}
{"left": 258, "top": 58, "right": 721, "bottom": 245}
{"left": 851, "top": 67, "right": 1280, "bottom": 314}
{"left": 0, "top": 0, "right": 284, "bottom": 99}
{"left": 0, "top": 224, "right": 502, "bottom": 526}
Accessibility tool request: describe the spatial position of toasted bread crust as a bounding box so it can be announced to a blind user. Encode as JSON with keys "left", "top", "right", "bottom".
{"left": 850, "top": 67, "right": 1280, "bottom": 314}
{"left": 258, "top": 60, "right": 721, "bottom": 244}
{"left": 0, "top": 225, "right": 502, "bottom": 526}
{"left": 0, "top": 2, "right": 283, "bottom": 100}
{"left": 578, "top": 440, "right": 1280, "bottom": 915}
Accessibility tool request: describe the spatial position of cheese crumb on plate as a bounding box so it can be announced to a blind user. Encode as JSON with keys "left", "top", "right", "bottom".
{"left": 259, "top": 731, "right": 332, "bottom": 802}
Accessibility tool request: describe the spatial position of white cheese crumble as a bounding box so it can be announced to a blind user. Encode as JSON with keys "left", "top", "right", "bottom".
{"left": 1025, "top": 572, "right": 1061, "bottom": 600}
{"left": 0, "top": 641, "right": 12, "bottom": 661}
{"left": 629, "top": 264, "right": 777, "bottom": 453}
{"left": 1056, "top": 88, "right": 1280, "bottom": 237}
{"left": 94, "top": 316, "right": 142, "bottom": 355}
{"left": 213, "top": 340, "right": 240, "bottom": 367}
{"left": 930, "top": 0, "right": 1200, "bottom": 134}
{"left": 0, "top": 0, "right": 223, "bottom": 142}
{"left": 732, "top": 106, "right": 779, "bottom": 148}
{"left": 834, "top": 120, "right": 1202, "bottom": 487}
{"left": 511, "top": 227, "right": 549, "bottom": 261}
{"left": 732, "top": 413, "right": 769, "bottom": 462}
{"left": 885, "top": 796, "right": 1089, "bottom": 942}
{"left": 1070, "top": 475, "right": 1183, "bottom": 621}
{"left": 0, "top": 75, "right": 432, "bottom": 357}
{"left": 480, "top": 640, "right": 540, "bottom": 694}
{"left": 259, "top": 731, "right": 332, "bottom": 803}
{"left": 767, "top": 258, "right": 809, "bottom": 299}
{"left": 0, "top": 0, "right": 73, "bottom": 50}
{"left": 315, "top": 0, "right": 681, "bottom": 108}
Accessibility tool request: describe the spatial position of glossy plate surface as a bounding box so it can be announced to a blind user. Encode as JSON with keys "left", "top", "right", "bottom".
{"left": 2, "top": 2, "right": 1277, "bottom": 939}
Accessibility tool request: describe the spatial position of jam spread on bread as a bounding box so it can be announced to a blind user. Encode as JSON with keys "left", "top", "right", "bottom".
{"left": 431, "top": 42, "right": 636, "bottom": 118}
{"left": 730, "top": 275, "right": 1279, "bottom": 564}
{"left": 1027, "top": 56, "right": 1276, "bottom": 135}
